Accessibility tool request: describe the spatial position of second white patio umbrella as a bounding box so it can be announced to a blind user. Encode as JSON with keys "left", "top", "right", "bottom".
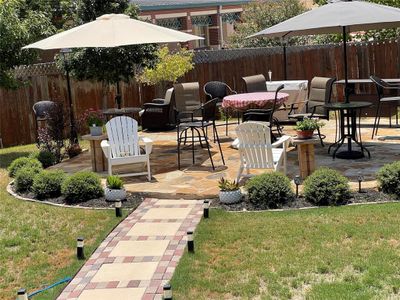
{"left": 23, "top": 13, "right": 203, "bottom": 142}
{"left": 250, "top": 0, "right": 400, "bottom": 102}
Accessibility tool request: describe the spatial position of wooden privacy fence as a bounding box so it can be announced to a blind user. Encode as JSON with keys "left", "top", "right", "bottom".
{"left": 1, "top": 39, "right": 399, "bottom": 147}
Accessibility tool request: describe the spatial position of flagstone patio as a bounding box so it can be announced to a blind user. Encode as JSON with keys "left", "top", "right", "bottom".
{"left": 54, "top": 118, "right": 400, "bottom": 199}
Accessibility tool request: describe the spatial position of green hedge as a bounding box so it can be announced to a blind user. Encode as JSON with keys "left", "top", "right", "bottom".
{"left": 303, "top": 168, "right": 350, "bottom": 206}
{"left": 377, "top": 161, "right": 400, "bottom": 198}
{"left": 61, "top": 171, "right": 104, "bottom": 203}
{"left": 14, "top": 166, "right": 41, "bottom": 193}
{"left": 246, "top": 172, "right": 295, "bottom": 209}
{"left": 32, "top": 170, "right": 66, "bottom": 199}
{"left": 8, "top": 157, "right": 42, "bottom": 177}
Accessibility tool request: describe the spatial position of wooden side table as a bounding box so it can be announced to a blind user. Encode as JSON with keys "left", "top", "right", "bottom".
{"left": 292, "top": 137, "right": 320, "bottom": 179}
{"left": 82, "top": 134, "right": 108, "bottom": 172}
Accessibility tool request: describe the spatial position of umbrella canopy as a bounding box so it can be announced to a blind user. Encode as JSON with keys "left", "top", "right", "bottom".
{"left": 250, "top": 0, "right": 400, "bottom": 102}
{"left": 250, "top": 0, "right": 400, "bottom": 38}
{"left": 23, "top": 13, "right": 203, "bottom": 50}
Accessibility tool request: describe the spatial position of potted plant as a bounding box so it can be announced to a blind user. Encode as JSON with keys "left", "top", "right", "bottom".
{"left": 218, "top": 177, "right": 242, "bottom": 204}
{"left": 294, "top": 118, "right": 324, "bottom": 139}
{"left": 105, "top": 175, "right": 126, "bottom": 201}
{"left": 81, "top": 109, "right": 105, "bottom": 136}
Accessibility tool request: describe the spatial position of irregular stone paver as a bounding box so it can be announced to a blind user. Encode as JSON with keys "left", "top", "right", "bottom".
{"left": 57, "top": 198, "right": 203, "bottom": 300}
{"left": 53, "top": 118, "right": 400, "bottom": 198}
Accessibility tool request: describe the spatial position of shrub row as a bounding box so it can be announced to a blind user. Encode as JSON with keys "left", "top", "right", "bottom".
{"left": 245, "top": 161, "right": 400, "bottom": 208}
{"left": 9, "top": 157, "right": 103, "bottom": 202}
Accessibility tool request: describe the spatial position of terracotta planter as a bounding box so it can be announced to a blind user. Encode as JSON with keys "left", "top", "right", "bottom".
{"left": 105, "top": 187, "right": 126, "bottom": 201}
{"left": 90, "top": 125, "right": 102, "bottom": 136}
{"left": 296, "top": 130, "right": 314, "bottom": 140}
{"left": 219, "top": 189, "right": 242, "bottom": 204}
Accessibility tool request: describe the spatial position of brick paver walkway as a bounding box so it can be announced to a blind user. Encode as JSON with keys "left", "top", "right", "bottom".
{"left": 57, "top": 199, "right": 203, "bottom": 300}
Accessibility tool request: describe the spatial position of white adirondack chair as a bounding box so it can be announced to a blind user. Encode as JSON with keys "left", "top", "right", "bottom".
{"left": 235, "top": 121, "right": 291, "bottom": 182}
{"left": 101, "top": 116, "right": 153, "bottom": 181}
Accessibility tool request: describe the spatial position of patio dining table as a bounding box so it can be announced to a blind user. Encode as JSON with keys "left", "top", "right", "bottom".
{"left": 222, "top": 92, "right": 289, "bottom": 112}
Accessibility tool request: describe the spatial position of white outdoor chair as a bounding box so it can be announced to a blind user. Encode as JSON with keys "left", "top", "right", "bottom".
{"left": 101, "top": 116, "right": 153, "bottom": 181}
{"left": 235, "top": 121, "right": 291, "bottom": 182}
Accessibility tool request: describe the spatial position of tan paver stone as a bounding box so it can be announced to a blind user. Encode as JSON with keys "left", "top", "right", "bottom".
{"left": 110, "top": 240, "right": 170, "bottom": 257}
{"left": 91, "top": 262, "right": 158, "bottom": 282}
{"left": 127, "top": 222, "right": 182, "bottom": 236}
{"left": 155, "top": 199, "right": 198, "bottom": 205}
{"left": 78, "top": 288, "right": 145, "bottom": 300}
{"left": 142, "top": 207, "right": 192, "bottom": 219}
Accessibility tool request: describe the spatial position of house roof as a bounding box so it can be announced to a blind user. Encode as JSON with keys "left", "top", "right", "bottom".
{"left": 130, "top": 0, "right": 251, "bottom": 11}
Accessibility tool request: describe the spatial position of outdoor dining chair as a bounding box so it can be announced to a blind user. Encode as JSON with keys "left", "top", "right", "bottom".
{"left": 204, "top": 81, "right": 239, "bottom": 136}
{"left": 242, "top": 74, "right": 268, "bottom": 93}
{"left": 242, "top": 84, "right": 285, "bottom": 138}
{"left": 288, "top": 76, "right": 336, "bottom": 146}
{"left": 176, "top": 98, "right": 225, "bottom": 170}
{"left": 370, "top": 75, "right": 400, "bottom": 139}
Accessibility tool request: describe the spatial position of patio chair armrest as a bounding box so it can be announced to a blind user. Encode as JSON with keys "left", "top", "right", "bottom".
{"left": 140, "top": 137, "right": 153, "bottom": 154}
{"left": 144, "top": 102, "right": 169, "bottom": 108}
{"left": 152, "top": 98, "right": 166, "bottom": 104}
{"left": 100, "top": 140, "right": 111, "bottom": 158}
{"left": 272, "top": 135, "right": 292, "bottom": 149}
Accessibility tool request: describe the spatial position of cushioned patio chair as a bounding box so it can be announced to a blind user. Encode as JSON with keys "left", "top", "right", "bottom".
{"left": 140, "top": 88, "right": 175, "bottom": 131}
{"left": 242, "top": 74, "right": 268, "bottom": 93}
{"left": 289, "top": 76, "right": 336, "bottom": 146}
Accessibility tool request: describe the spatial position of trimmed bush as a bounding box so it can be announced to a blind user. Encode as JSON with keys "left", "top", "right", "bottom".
{"left": 32, "top": 170, "right": 66, "bottom": 199}
{"left": 377, "top": 161, "right": 400, "bottom": 198}
{"left": 303, "top": 167, "right": 351, "bottom": 206}
{"left": 246, "top": 172, "right": 295, "bottom": 209}
{"left": 61, "top": 171, "right": 103, "bottom": 203}
{"left": 8, "top": 157, "right": 42, "bottom": 177}
{"left": 14, "top": 167, "right": 41, "bottom": 193}
{"left": 31, "top": 151, "right": 56, "bottom": 168}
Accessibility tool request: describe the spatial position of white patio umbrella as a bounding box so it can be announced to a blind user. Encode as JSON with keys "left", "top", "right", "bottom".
{"left": 249, "top": 0, "right": 400, "bottom": 102}
{"left": 23, "top": 14, "right": 203, "bottom": 142}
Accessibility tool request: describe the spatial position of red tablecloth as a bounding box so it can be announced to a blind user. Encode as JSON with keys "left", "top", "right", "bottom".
{"left": 222, "top": 92, "right": 289, "bottom": 112}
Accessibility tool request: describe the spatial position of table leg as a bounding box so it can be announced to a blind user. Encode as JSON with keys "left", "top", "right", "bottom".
{"left": 89, "top": 140, "right": 107, "bottom": 172}
{"left": 298, "top": 143, "right": 316, "bottom": 179}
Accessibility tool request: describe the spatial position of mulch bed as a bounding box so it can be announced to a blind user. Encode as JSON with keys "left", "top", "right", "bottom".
{"left": 211, "top": 189, "right": 398, "bottom": 211}
{"left": 13, "top": 185, "right": 144, "bottom": 209}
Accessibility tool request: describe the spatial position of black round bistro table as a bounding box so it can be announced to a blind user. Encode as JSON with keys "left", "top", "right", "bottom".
{"left": 324, "top": 101, "right": 372, "bottom": 159}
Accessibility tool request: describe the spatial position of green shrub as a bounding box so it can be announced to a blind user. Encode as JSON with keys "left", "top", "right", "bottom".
{"left": 31, "top": 151, "right": 56, "bottom": 168}
{"left": 8, "top": 157, "right": 42, "bottom": 177}
{"left": 106, "top": 175, "right": 124, "bottom": 189}
{"left": 377, "top": 161, "right": 400, "bottom": 198}
{"left": 245, "top": 172, "right": 295, "bottom": 209}
{"left": 61, "top": 171, "right": 104, "bottom": 203}
{"left": 303, "top": 167, "right": 351, "bottom": 206}
{"left": 14, "top": 167, "right": 41, "bottom": 193}
{"left": 32, "top": 170, "right": 66, "bottom": 199}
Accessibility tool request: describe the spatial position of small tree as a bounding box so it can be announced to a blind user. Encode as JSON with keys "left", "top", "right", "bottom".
{"left": 227, "top": 0, "right": 306, "bottom": 48}
{"left": 0, "top": 0, "right": 55, "bottom": 89}
{"left": 137, "top": 47, "right": 194, "bottom": 85}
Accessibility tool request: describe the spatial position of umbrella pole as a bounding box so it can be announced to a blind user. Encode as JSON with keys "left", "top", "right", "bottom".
{"left": 342, "top": 26, "right": 349, "bottom": 103}
{"left": 62, "top": 51, "right": 78, "bottom": 144}
{"left": 283, "top": 44, "right": 288, "bottom": 80}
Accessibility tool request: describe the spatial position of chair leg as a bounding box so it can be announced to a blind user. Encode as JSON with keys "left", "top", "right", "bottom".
{"left": 317, "top": 127, "right": 325, "bottom": 147}
{"left": 191, "top": 127, "right": 195, "bottom": 164}
{"left": 200, "top": 127, "right": 214, "bottom": 170}
{"left": 236, "top": 165, "right": 244, "bottom": 183}
{"left": 147, "top": 157, "right": 151, "bottom": 181}
{"left": 389, "top": 105, "right": 392, "bottom": 128}
{"left": 372, "top": 101, "right": 381, "bottom": 139}
{"left": 213, "top": 123, "right": 225, "bottom": 165}
{"left": 177, "top": 126, "right": 181, "bottom": 170}
{"left": 108, "top": 161, "right": 112, "bottom": 176}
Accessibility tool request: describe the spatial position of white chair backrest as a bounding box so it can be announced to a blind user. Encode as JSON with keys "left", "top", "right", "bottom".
{"left": 236, "top": 121, "right": 274, "bottom": 169}
{"left": 164, "top": 88, "right": 174, "bottom": 105}
{"left": 106, "top": 116, "right": 140, "bottom": 158}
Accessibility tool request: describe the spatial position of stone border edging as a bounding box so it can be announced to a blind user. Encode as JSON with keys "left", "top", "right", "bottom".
{"left": 6, "top": 181, "right": 113, "bottom": 210}
{"left": 226, "top": 199, "right": 399, "bottom": 213}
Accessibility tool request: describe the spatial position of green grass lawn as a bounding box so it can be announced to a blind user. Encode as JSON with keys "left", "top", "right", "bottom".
{"left": 172, "top": 205, "right": 400, "bottom": 299}
{"left": 0, "top": 143, "right": 125, "bottom": 300}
